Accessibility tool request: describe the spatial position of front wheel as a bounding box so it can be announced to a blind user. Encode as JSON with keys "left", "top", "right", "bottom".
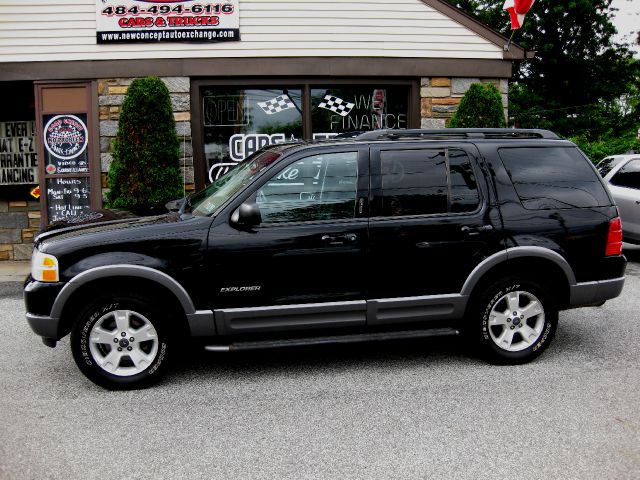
{"left": 70, "top": 295, "right": 170, "bottom": 390}
{"left": 474, "top": 277, "right": 558, "bottom": 364}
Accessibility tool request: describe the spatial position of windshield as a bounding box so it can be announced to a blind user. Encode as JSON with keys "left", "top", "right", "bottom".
{"left": 190, "top": 147, "right": 287, "bottom": 216}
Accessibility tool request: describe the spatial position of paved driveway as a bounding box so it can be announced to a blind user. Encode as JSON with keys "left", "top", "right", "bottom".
{"left": 1, "top": 247, "right": 639, "bottom": 479}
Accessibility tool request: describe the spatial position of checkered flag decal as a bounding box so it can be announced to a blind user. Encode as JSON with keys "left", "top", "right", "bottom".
{"left": 318, "top": 95, "right": 355, "bottom": 117}
{"left": 257, "top": 95, "right": 296, "bottom": 115}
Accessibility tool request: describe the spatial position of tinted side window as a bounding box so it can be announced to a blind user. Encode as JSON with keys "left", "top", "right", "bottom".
{"left": 610, "top": 159, "right": 640, "bottom": 189}
{"left": 380, "top": 148, "right": 479, "bottom": 216}
{"left": 498, "top": 147, "right": 611, "bottom": 209}
{"left": 257, "top": 151, "right": 358, "bottom": 224}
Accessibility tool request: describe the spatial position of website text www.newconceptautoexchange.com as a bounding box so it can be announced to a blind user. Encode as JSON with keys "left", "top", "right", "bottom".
{"left": 98, "top": 28, "right": 238, "bottom": 43}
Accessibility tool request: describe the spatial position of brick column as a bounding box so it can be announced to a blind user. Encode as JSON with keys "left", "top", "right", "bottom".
{"left": 420, "top": 77, "right": 509, "bottom": 128}
{"left": 0, "top": 200, "right": 40, "bottom": 261}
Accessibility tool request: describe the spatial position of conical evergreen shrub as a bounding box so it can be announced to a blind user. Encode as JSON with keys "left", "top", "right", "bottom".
{"left": 106, "top": 76, "right": 183, "bottom": 213}
{"left": 448, "top": 83, "right": 506, "bottom": 128}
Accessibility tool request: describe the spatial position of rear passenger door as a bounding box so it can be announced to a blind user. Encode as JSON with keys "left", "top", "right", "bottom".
{"left": 368, "top": 143, "right": 500, "bottom": 301}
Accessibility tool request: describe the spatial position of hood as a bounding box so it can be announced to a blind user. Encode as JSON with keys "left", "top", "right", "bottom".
{"left": 42, "top": 209, "right": 137, "bottom": 233}
{"left": 36, "top": 209, "right": 183, "bottom": 245}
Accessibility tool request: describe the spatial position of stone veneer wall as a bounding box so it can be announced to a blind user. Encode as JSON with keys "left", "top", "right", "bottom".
{"left": 98, "top": 76, "right": 195, "bottom": 202}
{"left": 420, "top": 77, "right": 509, "bottom": 128}
{"left": 0, "top": 200, "right": 40, "bottom": 260}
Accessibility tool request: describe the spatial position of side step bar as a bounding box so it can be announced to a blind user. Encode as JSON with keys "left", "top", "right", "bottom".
{"left": 204, "top": 327, "right": 459, "bottom": 352}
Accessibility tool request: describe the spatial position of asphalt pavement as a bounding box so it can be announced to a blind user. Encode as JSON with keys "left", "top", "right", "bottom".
{"left": 1, "top": 248, "right": 639, "bottom": 479}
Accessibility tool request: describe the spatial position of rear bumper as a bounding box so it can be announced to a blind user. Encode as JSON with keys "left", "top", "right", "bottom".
{"left": 569, "top": 277, "right": 625, "bottom": 307}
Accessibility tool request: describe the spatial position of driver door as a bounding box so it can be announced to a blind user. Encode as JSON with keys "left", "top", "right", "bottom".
{"left": 206, "top": 147, "right": 369, "bottom": 335}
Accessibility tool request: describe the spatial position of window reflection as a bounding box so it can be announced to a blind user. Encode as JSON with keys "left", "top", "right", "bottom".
{"left": 203, "top": 88, "right": 302, "bottom": 182}
{"left": 257, "top": 152, "right": 358, "bottom": 224}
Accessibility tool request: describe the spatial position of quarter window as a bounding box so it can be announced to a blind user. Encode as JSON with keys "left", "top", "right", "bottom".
{"left": 499, "top": 147, "right": 611, "bottom": 209}
{"left": 379, "top": 148, "right": 479, "bottom": 216}
{"left": 257, "top": 152, "right": 359, "bottom": 224}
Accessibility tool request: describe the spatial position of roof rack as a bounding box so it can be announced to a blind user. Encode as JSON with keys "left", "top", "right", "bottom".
{"left": 353, "top": 128, "right": 560, "bottom": 141}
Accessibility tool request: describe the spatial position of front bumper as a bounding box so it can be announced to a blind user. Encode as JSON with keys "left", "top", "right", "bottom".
{"left": 26, "top": 312, "right": 62, "bottom": 341}
{"left": 24, "top": 279, "right": 66, "bottom": 341}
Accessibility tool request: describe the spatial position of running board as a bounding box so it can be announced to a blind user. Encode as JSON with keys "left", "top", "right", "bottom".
{"left": 204, "top": 327, "right": 459, "bottom": 352}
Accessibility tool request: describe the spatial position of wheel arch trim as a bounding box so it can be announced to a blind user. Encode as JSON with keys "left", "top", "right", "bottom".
{"left": 50, "top": 265, "right": 196, "bottom": 319}
{"left": 460, "top": 246, "right": 576, "bottom": 296}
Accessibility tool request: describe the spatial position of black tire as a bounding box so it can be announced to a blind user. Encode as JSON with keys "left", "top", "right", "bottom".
{"left": 472, "top": 277, "right": 558, "bottom": 364}
{"left": 70, "top": 294, "right": 170, "bottom": 390}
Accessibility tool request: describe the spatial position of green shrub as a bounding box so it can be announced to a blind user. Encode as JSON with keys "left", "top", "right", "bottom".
{"left": 106, "top": 76, "right": 183, "bottom": 213}
{"left": 448, "top": 83, "right": 506, "bottom": 128}
{"left": 571, "top": 133, "right": 640, "bottom": 164}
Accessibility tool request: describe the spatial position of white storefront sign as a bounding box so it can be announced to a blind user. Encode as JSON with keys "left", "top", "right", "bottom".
{"left": 96, "top": 0, "right": 240, "bottom": 44}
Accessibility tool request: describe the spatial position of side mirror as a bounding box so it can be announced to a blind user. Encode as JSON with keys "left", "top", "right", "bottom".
{"left": 231, "top": 201, "right": 262, "bottom": 228}
{"left": 165, "top": 197, "right": 185, "bottom": 212}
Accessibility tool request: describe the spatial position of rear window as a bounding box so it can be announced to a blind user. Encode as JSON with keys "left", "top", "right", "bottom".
{"left": 498, "top": 147, "right": 611, "bottom": 209}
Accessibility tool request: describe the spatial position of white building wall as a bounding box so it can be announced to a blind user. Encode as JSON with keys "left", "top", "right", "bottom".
{"left": 0, "top": 0, "right": 503, "bottom": 63}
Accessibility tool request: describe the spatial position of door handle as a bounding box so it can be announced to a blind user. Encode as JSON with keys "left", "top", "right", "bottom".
{"left": 461, "top": 225, "right": 494, "bottom": 236}
{"left": 321, "top": 233, "right": 358, "bottom": 244}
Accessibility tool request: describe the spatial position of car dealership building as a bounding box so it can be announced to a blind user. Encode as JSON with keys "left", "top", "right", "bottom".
{"left": 0, "top": 0, "right": 524, "bottom": 260}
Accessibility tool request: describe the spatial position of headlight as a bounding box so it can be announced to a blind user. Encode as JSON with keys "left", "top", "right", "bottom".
{"left": 31, "top": 249, "right": 59, "bottom": 282}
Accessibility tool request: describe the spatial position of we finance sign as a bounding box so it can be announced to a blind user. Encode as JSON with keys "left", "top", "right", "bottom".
{"left": 96, "top": 0, "right": 240, "bottom": 44}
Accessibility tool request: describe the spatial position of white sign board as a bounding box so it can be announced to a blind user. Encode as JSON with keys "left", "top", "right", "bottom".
{"left": 96, "top": 0, "right": 240, "bottom": 44}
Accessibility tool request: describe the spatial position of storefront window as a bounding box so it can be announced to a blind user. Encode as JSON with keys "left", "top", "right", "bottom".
{"left": 197, "top": 82, "right": 413, "bottom": 187}
{"left": 1, "top": 82, "right": 37, "bottom": 200}
{"left": 202, "top": 87, "right": 302, "bottom": 182}
{"left": 311, "top": 85, "right": 409, "bottom": 139}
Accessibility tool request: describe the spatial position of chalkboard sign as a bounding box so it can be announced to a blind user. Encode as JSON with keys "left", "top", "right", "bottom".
{"left": 42, "top": 114, "right": 89, "bottom": 175}
{"left": 46, "top": 177, "right": 91, "bottom": 223}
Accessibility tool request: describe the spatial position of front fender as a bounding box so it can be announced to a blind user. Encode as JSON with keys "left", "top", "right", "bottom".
{"left": 50, "top": 264, "right": 197, "bottom": 319}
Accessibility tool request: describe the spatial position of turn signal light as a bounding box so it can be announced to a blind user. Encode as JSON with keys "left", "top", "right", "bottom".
{"left": 31, "top": 249, "right": 60, "bottom": 283}
{"left": 605, "top": 217, "right": 623, "bottom": 257}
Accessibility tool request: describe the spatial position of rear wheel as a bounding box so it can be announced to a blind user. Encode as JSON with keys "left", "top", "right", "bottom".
{"left": 474, "top": 277, "right": 557, "bottom": 364}
{"left": 70, "top": 294, "right": 170, "bottom": 390}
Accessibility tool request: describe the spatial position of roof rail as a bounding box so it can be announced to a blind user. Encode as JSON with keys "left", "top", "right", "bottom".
{"left": 353, "top": 128, "right": 560, "bottom": 140}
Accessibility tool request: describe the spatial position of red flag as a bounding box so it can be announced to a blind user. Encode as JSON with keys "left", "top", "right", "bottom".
{"left": 503, "top": 0, "right": 535, "bottom": 29}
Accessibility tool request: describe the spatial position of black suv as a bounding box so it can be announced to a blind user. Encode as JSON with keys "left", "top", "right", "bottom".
{"left": 24, "top": 129, "right": 626, "bottom": 389}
